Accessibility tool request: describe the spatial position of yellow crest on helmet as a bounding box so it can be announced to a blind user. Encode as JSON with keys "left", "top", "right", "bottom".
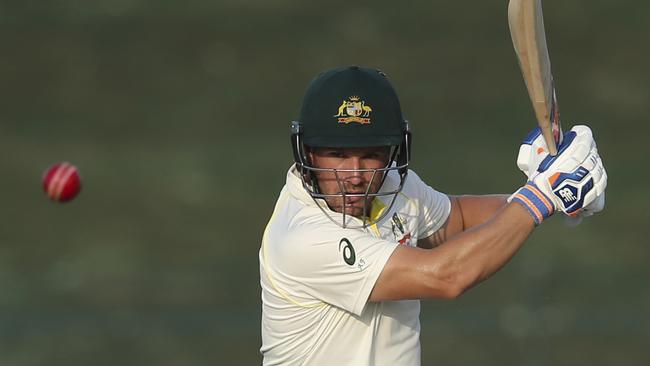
{"left": 333, "top": 96, "right": 372, "bottom": 124}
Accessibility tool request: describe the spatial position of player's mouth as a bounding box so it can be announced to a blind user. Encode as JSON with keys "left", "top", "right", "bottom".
{"left": 340, "top": 195, "right": 372, "bottom": 215}
{"left": 344, "top": 195, "right": 364, "bottom": 204}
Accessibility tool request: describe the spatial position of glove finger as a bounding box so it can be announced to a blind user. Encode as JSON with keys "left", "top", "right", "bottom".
{"left": 583, "top": 192, "right": 606, "bottom": 214}
{"left": 579, "top": 150, "right": 598, "bottom": 172}
{"left": 518, "top": 127, "right": 548, "bottom": 177}
{"left": 595, "top": 167, "right": 608, "bottom": 196}
{"left": 586, "top": 153, "right": 602, "bottom": 182}
{"left": 577, "top": 165, "right": 606, "bottom": 215}
{"left": 589, "top": 155, "right": 607, "bottom": 196}
{"left": 516, "top": 143, "right": 533, "bottom": 176}
{"left": 570, "top": 125, "right": 594, "bottom": 141}
{"left": 538, "top": 129, "right": 593, "bottom": 174}
{"left": 580, "top": 185, "right": 599, "bottom": 213}
{"left": 555, "top": 143, "right": 592, "bottom": 173}
{"left": 574, "top": 124, "right": 602, "bottom": 151}
{"left": 593, "top": 192, "right": 606, "bottom": 212}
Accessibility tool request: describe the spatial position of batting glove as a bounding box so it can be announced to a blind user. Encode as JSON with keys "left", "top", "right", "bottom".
{"left": 510, "top": 125, "right": 608, "bottom": 224}
{"left": 515, "top": 127, "right": 553, "bottom": 178}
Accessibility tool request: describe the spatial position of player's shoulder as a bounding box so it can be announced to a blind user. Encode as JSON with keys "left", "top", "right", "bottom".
{"left": 404, "top": 169, "right": 427, "bottom": 187}
{"left": 286, "top": 212, "right": 346, "bottom": 247}
{"left": 265, "top": 210, "right": 364, "bottom": 276}
{"left": 268, "top": 203, "right": 343, "bottom": 252}
{"left": 386, "top": 168, "right": 431, "bottom": 198}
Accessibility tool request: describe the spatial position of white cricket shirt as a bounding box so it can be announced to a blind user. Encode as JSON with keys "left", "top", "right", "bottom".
{"left": 259, "top": 166, "right": 451, "bottom": 365}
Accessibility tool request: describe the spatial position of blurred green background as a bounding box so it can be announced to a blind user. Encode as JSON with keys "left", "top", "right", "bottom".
{"left": 1, "top": 0, "right": 648, "bottom": 365}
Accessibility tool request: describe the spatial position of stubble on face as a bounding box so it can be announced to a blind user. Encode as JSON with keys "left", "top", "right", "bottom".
{"left": 308, "top": 146, "right": 391, "bottom": 218}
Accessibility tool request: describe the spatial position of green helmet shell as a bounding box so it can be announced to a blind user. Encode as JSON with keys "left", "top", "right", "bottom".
{"left": 297, "top": 65, "right": 407, "bottom": 147}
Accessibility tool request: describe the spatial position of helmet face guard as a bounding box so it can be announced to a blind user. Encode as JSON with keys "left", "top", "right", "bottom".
{"left": 291, "top": 120, "right": 411, "bottom": 229}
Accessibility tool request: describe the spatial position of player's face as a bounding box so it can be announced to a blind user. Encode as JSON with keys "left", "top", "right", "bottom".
{"left": 308, "top": 146, "right": 391, "bottom": 218}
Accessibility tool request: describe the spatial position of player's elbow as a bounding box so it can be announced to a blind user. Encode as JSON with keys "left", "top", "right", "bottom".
{"left": 429, "top": 268, "right": 476, "bottom": 300}
{"left": 435, "top": 280, "right": 467, "bottom": 300}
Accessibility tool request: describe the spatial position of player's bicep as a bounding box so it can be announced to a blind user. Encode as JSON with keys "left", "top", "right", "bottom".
{"left": 369, "top": 245, "right": 457, "bottom": 301}
{"left": 418, "top": 195, "right": 508, "bottom": 248}
{"left": 417, "top": 195, "right": 464, "bottom": 249}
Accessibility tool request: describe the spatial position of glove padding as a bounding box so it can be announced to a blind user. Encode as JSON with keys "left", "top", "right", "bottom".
{"left": 516, "top": 128, "right": 548, "bottom": 178}
{"left": 511, "top": 125, "right": 608, "bottom": 223}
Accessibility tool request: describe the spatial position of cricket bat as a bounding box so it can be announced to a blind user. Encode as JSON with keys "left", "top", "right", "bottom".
{"left": 508, "top": 0, "right": 562, "bottom": 155}
{"left": 509, "top": 0, "right": 592, "bottom": 225}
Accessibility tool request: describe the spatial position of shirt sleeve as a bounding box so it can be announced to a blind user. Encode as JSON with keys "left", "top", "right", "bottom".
{"left": 407, "top": 170, "right": 452, "bottom": 239}
{"left": 270, "top": 223, "right": 399, "bottom": 316}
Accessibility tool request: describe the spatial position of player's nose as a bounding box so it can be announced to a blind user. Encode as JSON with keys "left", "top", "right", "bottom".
{"left": 345, "top": 174, "right": 364, "bottom": 187}
{"left": 347, "top": 156, "right": 362, "bottom": 170}
{"left": 343, "top": 157, "right": 365, "bottom": 186}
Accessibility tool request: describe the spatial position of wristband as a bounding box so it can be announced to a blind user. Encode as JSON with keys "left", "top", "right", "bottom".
{"left": 511, "top": 182, "right": 555, "bottom": 225}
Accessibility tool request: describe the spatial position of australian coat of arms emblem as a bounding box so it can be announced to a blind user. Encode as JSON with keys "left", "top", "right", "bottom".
{"left": 334, "top": 96, "right": 372, "bottom": 124}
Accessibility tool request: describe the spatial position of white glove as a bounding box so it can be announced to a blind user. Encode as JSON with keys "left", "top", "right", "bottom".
{"left": 511, "top": 125, "right": 608, "bottom": 224}
{"left": 516, "top": 127, "right": 553, "bottom": 178}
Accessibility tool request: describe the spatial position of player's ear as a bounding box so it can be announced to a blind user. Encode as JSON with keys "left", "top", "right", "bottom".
{"left": 303, "top": 146, "right": 315, "bottom": 179}
{"left": 397, "top": 124, "right": 411, "bottom": 176}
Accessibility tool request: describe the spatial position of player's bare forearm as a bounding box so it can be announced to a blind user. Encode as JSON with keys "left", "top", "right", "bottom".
{"left": 418, "top": 194, "right": 508, "bottom": 249}
{"left": 370, "top": 202, "right": 534, "bottom": 301}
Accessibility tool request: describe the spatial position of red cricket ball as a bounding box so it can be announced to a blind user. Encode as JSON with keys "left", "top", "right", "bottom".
{"left": 42, "top": 162, "right": 82, "bottom": 202}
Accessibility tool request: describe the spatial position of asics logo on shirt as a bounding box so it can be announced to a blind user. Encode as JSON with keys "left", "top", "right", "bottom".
{"left": 339, "top": 238, "right": 356, "bottom": 266}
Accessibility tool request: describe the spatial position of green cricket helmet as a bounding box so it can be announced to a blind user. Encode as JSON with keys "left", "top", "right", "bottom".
{"left": 291, "top": 65, "right": 411, "bottom": 228}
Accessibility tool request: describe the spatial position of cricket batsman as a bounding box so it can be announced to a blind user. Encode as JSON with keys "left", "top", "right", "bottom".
{"left": 259, "top": 65, "right": 607, "bottom": 365}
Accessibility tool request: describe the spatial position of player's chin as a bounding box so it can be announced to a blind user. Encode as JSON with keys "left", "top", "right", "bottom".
{"left": 343, "top": 206, "right": 365, "bottom": 217}
{"left": 332, "top": 203, "right": 367, "bottom": 218}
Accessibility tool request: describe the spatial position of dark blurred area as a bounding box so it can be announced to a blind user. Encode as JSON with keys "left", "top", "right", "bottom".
{"left": 0, "top": 1, "right": 648, "bottom": 365}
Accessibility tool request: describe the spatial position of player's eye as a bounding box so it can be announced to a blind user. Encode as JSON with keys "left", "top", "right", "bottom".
{"left": 365, "top": 151, "right": 388, "bottom": 160}
{"left": 325, "top": 151, "right": 345, "bottom": 158}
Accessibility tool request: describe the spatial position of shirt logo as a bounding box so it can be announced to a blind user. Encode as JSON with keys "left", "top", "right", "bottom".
{"left": 338, "top": 238, "right": 356, "bottom": 266}
{"left": 391, "top": 213, "right": 412, "bottom": 246}
{"left": 391, "top": 213, "right": 405, "bottom": 235}
{"left": 398, "top": 233, "right": 412, "bottom": 246}
{"left": 334, "top": 96, "right": 372, "bottom": 124}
